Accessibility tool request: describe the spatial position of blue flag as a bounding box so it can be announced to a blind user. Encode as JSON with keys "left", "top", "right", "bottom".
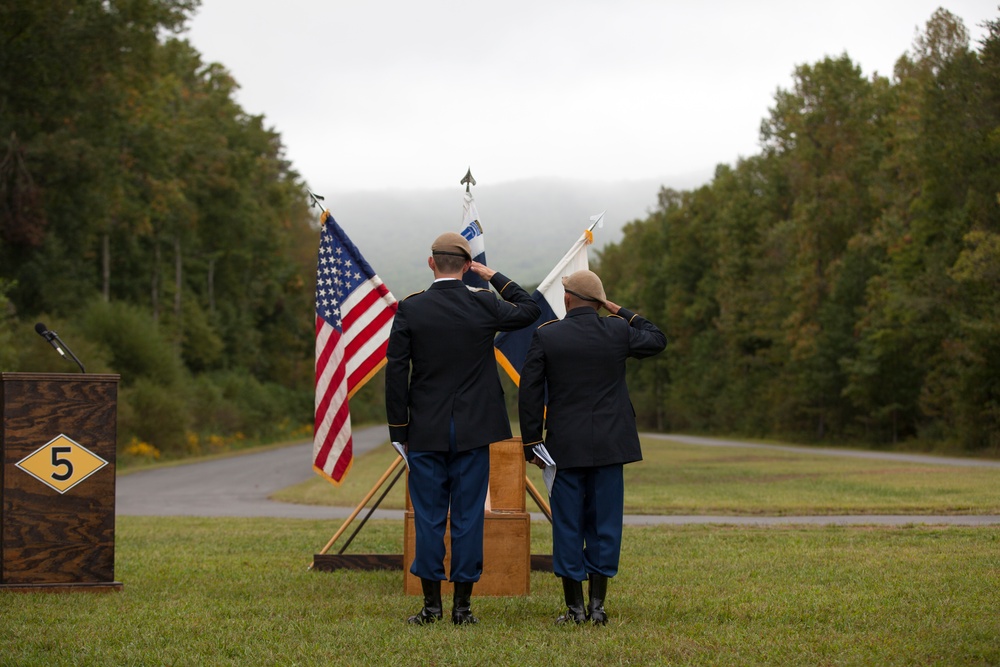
{"left": 494, "top": 227, "right": 595, "bottom": 385}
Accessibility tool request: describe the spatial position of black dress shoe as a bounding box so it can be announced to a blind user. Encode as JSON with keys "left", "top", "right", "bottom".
{"left": 555, "top": 577, "right": 587, "bottom": 624}
{"left": 407, "top": 578, "right": 443, "bottom": 625}
{"left": 587, "top": 573, "right": 609, "bottom": 625}
{"left": 451, "top": 581, "right": 478, "bottom": 625}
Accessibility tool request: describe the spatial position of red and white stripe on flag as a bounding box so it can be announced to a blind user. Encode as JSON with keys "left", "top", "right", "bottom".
{"left": 313, "top": 211, "right": 397, "bottom": 485}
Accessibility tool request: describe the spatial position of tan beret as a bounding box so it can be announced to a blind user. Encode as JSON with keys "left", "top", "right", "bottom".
{"left": 431, "top": 232, "right": 472, "bottom": 261}
{"left": 562, "top": 269, "right": 606, "bottom": 305}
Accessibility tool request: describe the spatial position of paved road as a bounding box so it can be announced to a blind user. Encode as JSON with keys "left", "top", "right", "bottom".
{"left": 117, "top": 428, "right": 1000, "bottom": 525}
{"left": 117, "top": 425, "right": 397, "bottom": 520}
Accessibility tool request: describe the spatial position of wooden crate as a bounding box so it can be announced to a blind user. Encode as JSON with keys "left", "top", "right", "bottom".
{"left": 403, "top": 510, "right": 530, "bottom": 596}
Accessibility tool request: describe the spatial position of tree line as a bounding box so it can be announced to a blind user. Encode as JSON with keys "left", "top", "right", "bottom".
{"left": 1, "top": 1, "right": 318, "bottom": 458}
{"left": 3, "top": 4, "right": 996, "bottom": 458}
{"left": 598, "top": 9, "right": 1000, "bottom": 452}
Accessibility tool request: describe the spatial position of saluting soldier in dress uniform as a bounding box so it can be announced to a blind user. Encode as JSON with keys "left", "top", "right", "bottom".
{"left": 518, "top": 269, "right": 666, "bottom": 625}
{"left": 386, "top": 232, "right": 541, "bottom": 625}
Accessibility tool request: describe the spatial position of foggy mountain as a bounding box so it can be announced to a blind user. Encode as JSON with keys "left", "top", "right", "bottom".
{"left": 316, "top": 172, "right": 710, "bottom": 297}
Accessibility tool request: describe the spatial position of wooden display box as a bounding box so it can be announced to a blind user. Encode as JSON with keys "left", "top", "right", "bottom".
{"left": 403, "top": 438, "right": 530, "bottom": 596}
{"left": 1, "top": 373, "right": 122, "bottom": 592}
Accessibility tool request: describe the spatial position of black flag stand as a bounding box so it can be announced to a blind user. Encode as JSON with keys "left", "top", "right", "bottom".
{"left": 310, "top": 455, "right": 407, "bottom": 572}
{"left": 308, "top": 176, "right": 553, "bottom": 577}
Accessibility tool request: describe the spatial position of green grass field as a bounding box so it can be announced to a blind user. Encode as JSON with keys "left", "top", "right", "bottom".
{"left": 272, "top": 436, "right": 1000, "bottom": 515}
{"left": 3, "top": 437, "right": 999, "bottom": 665}
{"left": 2, "top": 519, "right": 997, "bottom": 666}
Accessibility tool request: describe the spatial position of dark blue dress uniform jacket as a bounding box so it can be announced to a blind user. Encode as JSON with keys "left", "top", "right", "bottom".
{"left": 386, "top": 273, "right": 540, "bottom": 452}
{"left": 518, "top": 306, "right": 667, "bottom": 468}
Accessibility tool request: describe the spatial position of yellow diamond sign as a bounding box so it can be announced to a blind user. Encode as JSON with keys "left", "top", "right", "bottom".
{"left": 16, "top": 434, "right": 109, "bottom": 494}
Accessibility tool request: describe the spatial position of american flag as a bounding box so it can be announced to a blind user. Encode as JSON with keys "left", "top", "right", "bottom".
{"left": 314, "top": 211, "right": 397, "bottom": 484}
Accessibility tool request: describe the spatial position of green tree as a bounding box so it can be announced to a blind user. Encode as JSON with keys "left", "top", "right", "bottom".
{"left": 599, "top": 7, "right": 999, "bottom": 451}
{"left": 760, "top": 54, "right": 886, "bottom": 438}
{"left": 0, "top": 279, "right": 17, "bottom": 369}
{"left": 847, "top": 9, "right": 997, "bottom": 448}
{"left": 0, "top": 0, "right": 198, "bottom": 312}
{"left": 0, "top": 1, "right": 316, "bottom": 452}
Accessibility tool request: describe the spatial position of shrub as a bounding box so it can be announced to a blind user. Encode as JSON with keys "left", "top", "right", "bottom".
{"left": 119, "top": 377, "right": 190, "bottom": 454}
{"left": 195, "top": 370, "right": 311, "bottom": 440}
{"left": 80, "top": 299, "right": 184, "bottom": 386}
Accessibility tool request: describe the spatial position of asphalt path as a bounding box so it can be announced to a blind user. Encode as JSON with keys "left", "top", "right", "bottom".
{"left": 117, "top": 427, "right": 1000, "bottom": 526}
{"left": 116, "top": 425, "right": 396, "bottom": 520}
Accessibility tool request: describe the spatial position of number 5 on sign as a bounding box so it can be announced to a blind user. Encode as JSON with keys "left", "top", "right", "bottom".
{"left": 15, "top": 434, "right": 109, "bottom": 494}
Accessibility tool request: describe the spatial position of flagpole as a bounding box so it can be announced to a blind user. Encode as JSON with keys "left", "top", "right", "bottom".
{"left": 335, "top": 464, "right": 407, "bottom": 554}
{"left": 525, "top": 476, "right": 552, "bottom": 522}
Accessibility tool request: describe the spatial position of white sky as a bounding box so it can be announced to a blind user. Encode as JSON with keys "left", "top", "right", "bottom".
{"left": 184, "top": 1, "right": 997, "bottom": 194}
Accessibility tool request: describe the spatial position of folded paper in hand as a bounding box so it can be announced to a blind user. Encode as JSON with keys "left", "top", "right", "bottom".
{"left": 391, "top": 441, "right": 409, "bottom": 470}
{"left": 532, "top": 443, "right": 557, "bottom": 496}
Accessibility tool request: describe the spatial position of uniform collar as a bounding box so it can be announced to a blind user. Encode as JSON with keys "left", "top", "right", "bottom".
{"left": 565, "top": 306, "right": 600, "bottom": 318}
{"left": 429, "top": 278, "right": 466, "bottom": 290}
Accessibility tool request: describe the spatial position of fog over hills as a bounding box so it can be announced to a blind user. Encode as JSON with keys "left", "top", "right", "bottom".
{"left": 320, "top": 171, "right": 710, "bottom": 297}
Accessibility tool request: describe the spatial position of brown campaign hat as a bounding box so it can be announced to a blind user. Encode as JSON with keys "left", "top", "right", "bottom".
{"left": 431, "top": 232, "right": 472, "bottom": 261}
{"left": 562, "top": 269, "right": 607, "bottom": 305}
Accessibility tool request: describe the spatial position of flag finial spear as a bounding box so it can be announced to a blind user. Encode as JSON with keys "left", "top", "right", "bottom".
{"left": 309, "top": 191, "right": 329, "bottom": 223}
{"left": 589, "top": 210, "right": 606, "bottom": 231}
{"left": 461, "top": 168, "right": 476, "bottom": 193}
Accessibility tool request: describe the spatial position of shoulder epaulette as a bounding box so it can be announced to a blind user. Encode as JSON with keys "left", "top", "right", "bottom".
{"left": 537, "top": 318, "right": 559, "bottom": 329}
{"left": 402, "top": 290, "right": 425, "bottom": 301}
{"left": 607, "top": 314, "right": 626, "bottom": 321}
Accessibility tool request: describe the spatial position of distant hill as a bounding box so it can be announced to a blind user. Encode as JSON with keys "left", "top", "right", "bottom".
{"left": 317, "top": 173, "right": 710, "bottom": 297}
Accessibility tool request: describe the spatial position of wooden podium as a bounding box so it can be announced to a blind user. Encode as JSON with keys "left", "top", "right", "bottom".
{"left": 0, "top": 372, "right": 122, "bottom": 592}
{"left": 403, "top": 438, "right": 531, "bottom": 596}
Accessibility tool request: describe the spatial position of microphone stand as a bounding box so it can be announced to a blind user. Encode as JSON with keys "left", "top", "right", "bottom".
{"left": 49, "top": 330, "right": 87, "bottom": 373}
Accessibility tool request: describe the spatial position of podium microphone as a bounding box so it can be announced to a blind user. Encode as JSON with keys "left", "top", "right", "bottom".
{"left": 35, "top": 322, "right": 87, "bottom": 373}
{"left": 34, "top": 322, "right": 65, "bottom": 356}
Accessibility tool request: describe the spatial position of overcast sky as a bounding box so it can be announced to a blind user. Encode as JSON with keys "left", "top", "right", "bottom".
{"left": 184, "top": 1, "right": 997, "bottom": 195}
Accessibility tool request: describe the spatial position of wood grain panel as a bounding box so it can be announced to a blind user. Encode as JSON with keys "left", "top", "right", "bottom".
{"left": 1, "top": 373, "right": 119, "bottom": 586}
